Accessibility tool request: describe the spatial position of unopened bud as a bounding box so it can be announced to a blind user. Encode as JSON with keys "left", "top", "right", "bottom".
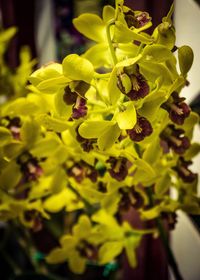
{"left": 158, "top": 22, "right": 171, "bottom": 34}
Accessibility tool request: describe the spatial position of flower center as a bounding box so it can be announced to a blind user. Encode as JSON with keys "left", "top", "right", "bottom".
{"left": 179, "top": 166, "right": 190, "bottom": 177}
{"left": 169, "top": 103, "right": 183, "bottom": 115}
{"left": 134, "top": 124, "right": 142, "bottom": 134}
{"left": 169, "top": 135, "right": 182, "bottom": 147}
{"left": 132, "top": 76, "right": 140, "bottom": 91}
{"left": 72, "top": 166, "right": 83, "bottom": 177}
{"left": 114, "top": 159, "right": 122, "bottom": 173}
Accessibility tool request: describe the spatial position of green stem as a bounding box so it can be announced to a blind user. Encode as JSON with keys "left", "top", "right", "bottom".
{"left": 147, "top": 188, "right": 184, "bottom": 280}
{"left": 106, "top": 20, "right": 118, "bottom": 66}
{"left": 156, "top": 218, "right": 184, "bottom": 280}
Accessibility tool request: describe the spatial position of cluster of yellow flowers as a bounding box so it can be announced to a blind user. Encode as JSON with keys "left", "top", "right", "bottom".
{"left": 0, "top": 0, "right": 199, "bottom": 275}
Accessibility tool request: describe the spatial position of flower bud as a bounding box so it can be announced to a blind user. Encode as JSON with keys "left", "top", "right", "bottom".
{"left": 158, "top": 22, "right": 171, "bottom": 34}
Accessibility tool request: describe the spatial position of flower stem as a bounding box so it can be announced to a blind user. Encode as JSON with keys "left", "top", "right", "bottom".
{"left": 106, "top": 20, "right": 118, "bottom": 66}
{"left": 147, "top": 188, "right": 184, "bottom": 280}
{"left": 156, "top": 218, "right": 184, "bottom": 280}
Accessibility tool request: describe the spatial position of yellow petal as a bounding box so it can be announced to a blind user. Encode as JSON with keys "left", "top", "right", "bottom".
{"left": 68, "top": 251, "right": 86, "bottom": 274}
{"left": 46, "top": 248, "right": 67, "bottom": 264}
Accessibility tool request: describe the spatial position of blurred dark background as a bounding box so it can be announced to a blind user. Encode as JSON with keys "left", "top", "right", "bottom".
{"left": 0, "top": 0, "right": 173, "bottom": 67}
